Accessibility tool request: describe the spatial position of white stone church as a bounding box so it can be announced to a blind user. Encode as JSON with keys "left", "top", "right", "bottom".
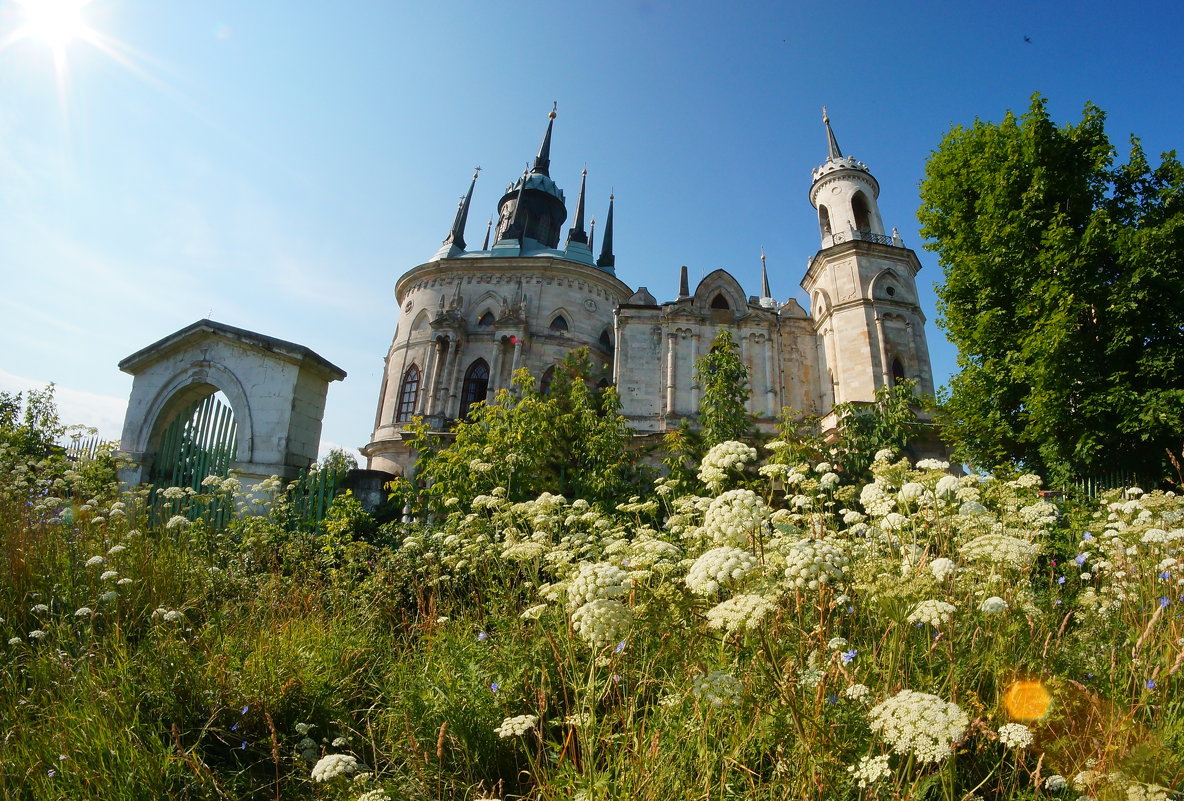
{"left": 363, "top": 108, "right": 936, "bottom": 476}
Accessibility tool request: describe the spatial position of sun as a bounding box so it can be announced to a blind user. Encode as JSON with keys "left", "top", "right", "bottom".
{"left": 16, "top": 0, "right": 92, "bottom": 51}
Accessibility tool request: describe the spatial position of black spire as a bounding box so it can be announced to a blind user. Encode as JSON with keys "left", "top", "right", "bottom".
{"left": 589, "top": 217, "right": 596, "bottom": 253}
{"left": 823, "top": 106, "right": 843, "bottom": 160}
{"left": 596, "top": 193, "right": 615, "bottom": 269}
{"left": 678, "top": 265, "right": 690, "bottom": 299}
{"left": 481, "top": 217, "right": 492, "bottom": 250}
{"left": 566, "top": 168, "right": 588, "bottom": 244}
{"left": 443, "top": 168, "right": 480, "bottom": 250}
{"left": 760, "top": 248, "right": 772, "bottom": 299}
{"left": 532, "top": 102, "right": 557, "bottom": 176}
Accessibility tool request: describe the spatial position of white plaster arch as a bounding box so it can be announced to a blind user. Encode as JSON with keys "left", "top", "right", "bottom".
{"left": 692, "top": 269, "right": 746, "bottom": 314}
{"left": 870, "top": 268, "right": 910, "bottom": 302}
{"left": 135, "top": 360, "right": 254, "bottom": 464}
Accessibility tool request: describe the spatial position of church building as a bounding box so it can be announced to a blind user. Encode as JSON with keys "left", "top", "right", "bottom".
{"left": 363, "top": 108, "right": 935, "bottom": 476}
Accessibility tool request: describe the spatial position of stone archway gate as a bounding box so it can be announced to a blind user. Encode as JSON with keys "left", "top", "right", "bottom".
{"left": 116, "top": 319, "right": 346, "bottom": 490}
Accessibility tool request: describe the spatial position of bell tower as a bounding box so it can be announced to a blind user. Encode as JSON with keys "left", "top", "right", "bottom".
{"left": 801, "top": 109, "right": 934, "bottom": 414}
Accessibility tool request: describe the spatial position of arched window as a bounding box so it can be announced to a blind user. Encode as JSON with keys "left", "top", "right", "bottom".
{"left": 710, "top": 293, "right": 730, "bottom": 310}
{"left": 891, "top": 357, "right": 906, "bottom": 386}
{"left": 852, "top": 191, "right": 871, "bottom": 232}
{"left": 478, "top": 311, "right": 495, "bottom": 327}
{"left": 539, "top": 365, "right": 556, "bottom": 395}
{"left": 550, "top": 315, "right": 569, "bottom": 332}
{"left": 599, "top": 328, "right": 613, "bottom": 351}
{"left": 819, "top": 204, "right": 832, "bottom": 237}
{"left": 395, "top": 364, "right": 420, "bottom": 422}
{"left": 461, "top": 359, "right": 489, "bottom": 415}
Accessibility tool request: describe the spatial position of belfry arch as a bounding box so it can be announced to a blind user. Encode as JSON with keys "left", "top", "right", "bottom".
{"left": 117, "top": 319, "right": 345, "bottom": 491}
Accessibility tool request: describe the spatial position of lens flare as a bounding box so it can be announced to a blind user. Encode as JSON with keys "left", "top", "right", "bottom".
{"left": 18, "top": 0, "right": 91, "bottom": 50}
{"left": 1002, "top": 680, "right": 1051, "bottom": 721}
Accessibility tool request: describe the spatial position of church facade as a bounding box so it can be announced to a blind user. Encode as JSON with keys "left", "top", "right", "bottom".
{"left": 363, "top": 109, "right": 935, "bottom": 476}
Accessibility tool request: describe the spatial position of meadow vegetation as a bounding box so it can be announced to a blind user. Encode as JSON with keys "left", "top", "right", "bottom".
{"left": 1, "top": 383, "right": 1182, "bottom": 801}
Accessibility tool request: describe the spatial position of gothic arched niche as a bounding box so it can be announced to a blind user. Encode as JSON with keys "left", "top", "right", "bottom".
{"left": 870, "top": 269, "right": 907, "bottom": 302}
{"left": 410, "top": 308, "right": 431, "bottom": 332}
{"left": 891, "top": 357, "right": 907, "bottom": 386}
{"left": 692, "top": 268, "right": 745, "bottom": 314}
{"left": 819, "top": 204, "right": 833, "bottom": 238}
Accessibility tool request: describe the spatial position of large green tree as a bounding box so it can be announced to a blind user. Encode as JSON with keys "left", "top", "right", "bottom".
{"left": 918, "top": 95, "right": 1184, "bottom": 483}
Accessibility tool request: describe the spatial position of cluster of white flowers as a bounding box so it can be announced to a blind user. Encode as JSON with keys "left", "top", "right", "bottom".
{"left": 685, "top": 546, "right": 758, "bottom": 596}
{"left": 701, "top": 489, "right": 768, "bottom": 547}
{"left": 566, "top": 562, "right": 631, "bottom": 610}
{"left": 997, "top": 722, "right": 1033, "bottom": 748}
{"left": 868, "top": 690, "right": 968, "bottom": 763}
{"left": 935, "top": 475, "right": 961, "bottom": 499}
{"left": 959, "top": 532, "right": 1040, "bottom": 569}
{"left": 929, "top": 557, "right": 956, "bottom": 582}
{"left": 907, "top": 599, "right": 956, "bottom": 627}
{"left": 100, "top": 570, "right": 118, "bottom": 581}
{"left": 860, "top": 481, "right": 896, "bottom": 517}
{"left": 107, "top": 543, "right": 127, "bottom": 556}
{"left": 697, "top": 441, "right": 758, "bottom": 489}
{"left": 847, "top": 754, "right": 891, "bottom": 788}
{"left": 152, "top": 607, "right": 184, "bottom": 623}
{"left": 85, "top": 555, "right": 106, "bottom": 568}
{"left": 980, "top": 596, "right": 1008, "bottom": 614}
{"left": 166, "top": 515, "right": 189, "bottom": 530}
{"left": 1019, "top": 500, "right": 1059, "bottom": 527}
{"left": 310, "top": 753, "right": 359, "bottom": 782}
{"left": 782, "top": 537, "right": 849, "bottom": 590}
{"left": 356, "top": 790, "right": 391, "bottom": 801}
{"left": 74, "top": 607, "right": 93, "bottom": 618}
{"left": 570, "top": 598, "right": 632, "bottom": 648}
{"left": 843, "top": 683, "right": 871, "bottom": 702}
{"left": 898, "top": 482, "right": 927, "bottom": 503}
{"left": 494, "top": 714, "right": 538, "bottom": 738}
{"left": 691, "top": 669, "right": 741, "bottom": 708}
{"left": 705, "top": 594, "right": 776, "bottom": 635}
{"left": 1044, "top": 774, "right": 1068, "bottom": 791}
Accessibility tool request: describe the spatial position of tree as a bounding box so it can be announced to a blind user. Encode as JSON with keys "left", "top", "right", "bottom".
{"left": 918, "top": 95, "right": 1184, "bottom": 483}
{"left": 695, "top": 329, "right": 752, "bottom": 448}
{"left": 0, "top": 384, "right": 64, "bottom": 461}
{"left": 402, "top": 348, "right": 637, "bottom": 515}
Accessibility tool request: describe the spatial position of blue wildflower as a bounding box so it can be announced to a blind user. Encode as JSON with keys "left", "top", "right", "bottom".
{"left": 477, "top": 631, "right": 488, "bottom": 642}
{"left": 1146, "top": 679, "right": 1157, "bottom": 690}
{"left": 1160, "top": 597, "right": 1170, "bottom": 608}
{"left": 1057, "top": 576, "right": 1066, "bottom": 585}
{"left": 1082, "top": 532, "right": 1094, "bottom": 540}
{"left": 1074, "top": 553, "right": 1087, "bottom": 566}
{"left": 841, "top": 649, "right": 858, "bottom": 665}
{"left": 615, "top": 640, "right": 626, "bottom": 653}
{"left": 241, "top": 705, "right": 249, "bottom": 715}
{"left": 490, "top": 682, "right": 499, "bottom": 693}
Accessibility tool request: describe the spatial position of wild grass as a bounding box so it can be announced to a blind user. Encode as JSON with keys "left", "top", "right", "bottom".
{"left": 0, "top": 444, "right": 1181, "bottom": 800}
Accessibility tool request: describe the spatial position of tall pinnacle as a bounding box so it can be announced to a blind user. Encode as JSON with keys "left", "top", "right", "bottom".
{"left": 823, "top": 106, "right": 843, "bottom": 160}
{"left": 678, "top": 265, "right": 690, "bottom": 299}
{"left": 481, "top": 217, "right": 492, "bottom": 250}
{"left": 566, "top": 168, "right": 588, "bottom": 244}
{"left": 532, "top": 102, "right": 557, "bottom": 176}
{"left": 596, "top": 193, "right": 615, "bottom": 269}
{"left": 760, "top": 247, "right": 772, "bottom": 299}
{"left": 443, "top": 168, "right": 480, "bottom": 250}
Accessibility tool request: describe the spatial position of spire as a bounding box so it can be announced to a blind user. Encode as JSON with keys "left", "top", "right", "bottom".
{"left": 596, "top": 193, "right": 615, "bottom": 269}
{"left": 482, "top": 217, "right": 492, "bottom": 250}
{"left": 532, "top": 102, "right": 557, "bottom": 176}
{"left": 760, "top": 248, "right": 772, "bottom": 298}
{"left": 566, "top": 168, "right": 588, "bottom": 244}
{"left": 589, "top": 217, "right": 595, "bottom": 254}
{"left": 823, "top": 106, "right": 843, "bottom": 160}
{"left": 678, "top": 265, "right": 690, "bottom": 299}
{"left": 443, "top": 168, "right": 480, "bottom": 250}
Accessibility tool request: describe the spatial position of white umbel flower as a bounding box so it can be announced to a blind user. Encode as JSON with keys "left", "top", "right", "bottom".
{"left": 997, "top": 722, "right": 1033, "bottom": 748}
{"left": 685, "top": 546, "right": 758, "bottom": 596}
{"left": 494, "top": 714, "right": 538, "bottom": 738}
{"left": 571, "top": 599, "right": 632, "bottom": 648}
{"left": 929, "top": 557, "right": 956, "bottom": 581}
{"left": 310, "top": 753, "right": 359, "bottom": 782}
{"left": 697, "top": 441, "right": 758, "bottom": 489}
{"left": 702, "top": 489, "right": 768, "bottom": 547}
{"left": 691, "top": 670, "right": 741, "bottom": 708}
{"left": 847, "top": 754, "right": 891, "bottom": 788}
{"left": 782, "top": 537, "right": 849, "bottom": 590}
{"left": 907, "top": 600, "right": 956, "bottom": 627}
{"left": 980, "top": 596, "right": 1008, "bottom": 614}
{"left": 705, "top": 594, "right": 776, "bottom": 635}
{"left": 868, "top": 689, "right": 968, "bottom": 763}
{"left": 566, "top": 562, "right": 631, "bottom": 611}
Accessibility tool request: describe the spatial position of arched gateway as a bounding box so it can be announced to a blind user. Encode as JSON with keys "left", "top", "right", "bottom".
{"left": 117, "top": 319, "right": 345, "bottom": 490}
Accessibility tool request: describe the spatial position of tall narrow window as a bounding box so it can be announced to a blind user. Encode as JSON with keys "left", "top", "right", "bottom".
{"left": 395, "top": 364, "right": 420, "bottom": 422}
{"left": 891, "top": 358, "right": 906, "bottom": 386}
{"left": 819, "top": 204, "right": 832, "bottom": 237}
{"left": 852, "top": 192, "right": 871, "bottom": 232}
{"left": 550, "top": 315, "right": 569, "bottom": 331}
{"left": 599, "top": 328, "right": 613, "bottom": 351}
{"left": 462, "top": 359, "right": 490, "bottom": 415}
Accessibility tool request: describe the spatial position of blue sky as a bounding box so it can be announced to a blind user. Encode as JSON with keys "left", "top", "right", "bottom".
{"left": 2, "top": 0, "right": 1181, "bottom": 461}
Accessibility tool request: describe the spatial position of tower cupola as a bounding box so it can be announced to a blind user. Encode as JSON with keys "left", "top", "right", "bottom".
{"left": 494, "top": 104, "right": 569, "bottom": 248}
{"left": 809, "top": 108, "right": 886, "bottom": 248}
